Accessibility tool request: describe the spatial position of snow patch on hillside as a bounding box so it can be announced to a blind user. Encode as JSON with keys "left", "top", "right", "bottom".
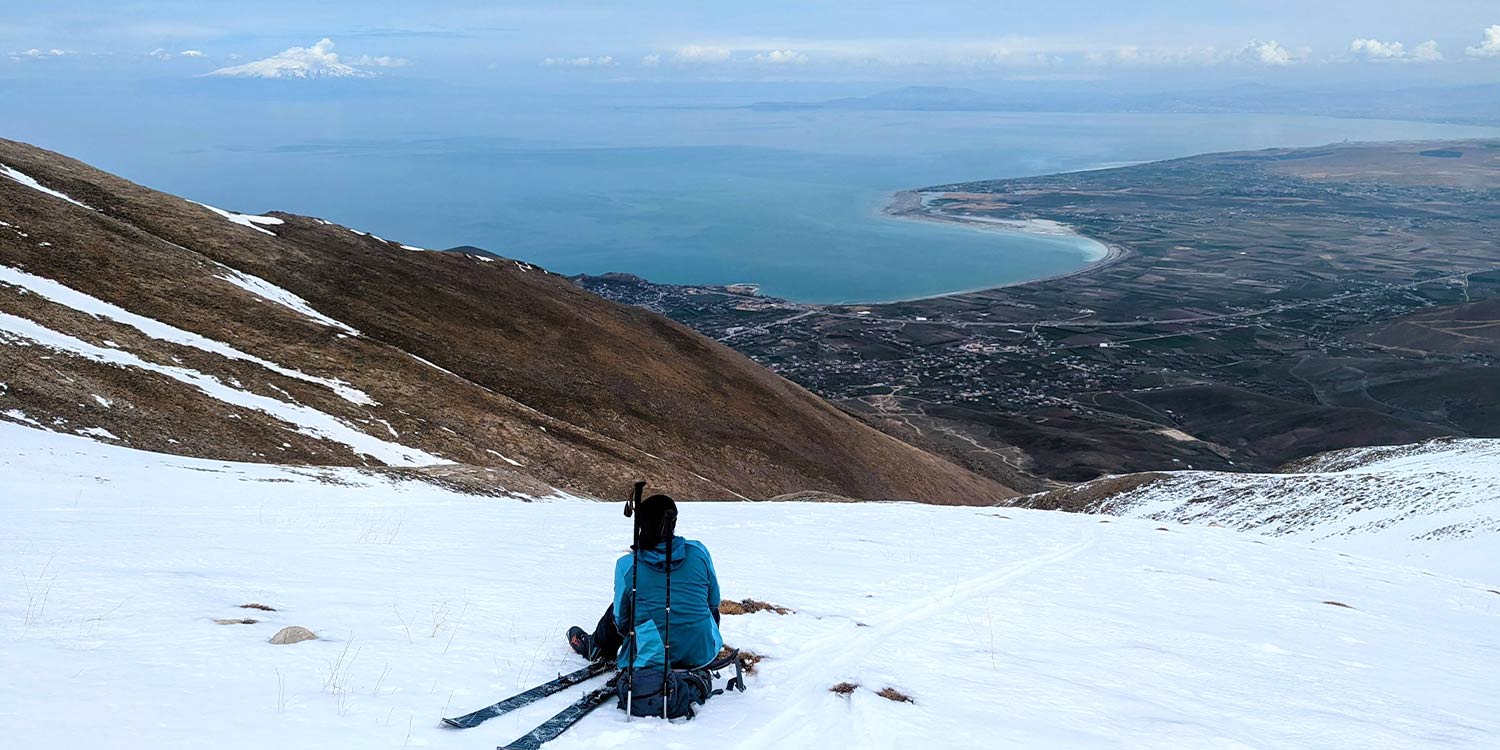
{"left": 1089, "top": 438, "right": 1500, "bottom": 584}
{"left": 0, "top": 311, "right": 441, "bottom": 466}
{"left": 191, "top": 201, "right": 285, "bottom": 236}
{"left": 1, "top": 425, "right": 1497, "bottom": 749}
{"left": 216, "top": 268, "right": 361, "bottom": 335}
{"left": 0, "top": 163, "right": 94, "bottom": 210}
{"left": 0, "top": 264, "right": 373, "bottom": 405}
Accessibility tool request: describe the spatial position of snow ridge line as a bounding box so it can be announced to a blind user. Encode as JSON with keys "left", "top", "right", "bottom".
{"left": 729, "top": 526, "right": 1098, "bottom": 749}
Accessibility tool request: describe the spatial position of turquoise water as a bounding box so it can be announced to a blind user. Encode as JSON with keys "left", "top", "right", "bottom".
{"left": 43, "top": 102, "right": 1500, "bottom": 303}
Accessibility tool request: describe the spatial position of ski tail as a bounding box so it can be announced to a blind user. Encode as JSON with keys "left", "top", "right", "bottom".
{"left": 443, "top": 660, "right": 613, "bottom": 729}
{"left": 498, "top": 682, "right": 617, "bottom": 750}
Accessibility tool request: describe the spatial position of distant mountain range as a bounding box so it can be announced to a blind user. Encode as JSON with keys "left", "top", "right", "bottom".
{"left": 751, "top": 83, "right": 1500, "bottom": 125}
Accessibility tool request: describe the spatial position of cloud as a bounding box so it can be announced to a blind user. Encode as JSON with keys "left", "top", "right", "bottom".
{"left": 205, "top": 38, "right": 376, "bottom": 79}
{"left": 149, "top": 48, "right": 172, "bottom": 61}
{"left": 1466, "top": 25, "right": 1500, "bottom": 57}
{"left": 1237, "top": 39, "right": 1302, "bottom": 65}
{"left": 542, "top": 55, "right": 616, "bottom": 68}
{"left": 752, "top": 49, "right": 807, "bottom": 64}
{"left": 180, "top": 49, "right": 206, "bottom": 58}
{"left": 1349, "top": 38, "right": 1404, "bottom": 60}
{"left": 640, "top": 53, "right": 661, "bottom": 66}
{"left": 1410, "top": 40, "right": 1443, "bottom": 62}
{"left": 674, "top": 45, "right": 731, "bottom": 62}
{"left": 354, "top": 54, "right": 408, "bottom": 68}
{"left": 1350, "top": 38, "right": 1442, "bottom": 62}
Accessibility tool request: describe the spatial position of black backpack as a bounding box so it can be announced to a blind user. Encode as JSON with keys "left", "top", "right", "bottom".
{"left": 615, "top": 649, "right": 747, "bottom": 720}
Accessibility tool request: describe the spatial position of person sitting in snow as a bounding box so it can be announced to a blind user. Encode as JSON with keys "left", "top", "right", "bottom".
{"left": 567, "top": 493, "right": 724, "bottom": 671}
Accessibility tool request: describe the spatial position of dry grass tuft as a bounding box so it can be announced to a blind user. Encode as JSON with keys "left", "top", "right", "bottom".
{"left": 877, "top": 687, "right": 914, "bottom": 704}
{"left": 716, "top": 646, "right": 765, "bottom": 674}
{"left": 830, "top": 682, "right": 858, "bottom": 696}
{"left": 719, "top": 598, "right": 793, "bottom": 616}
{"left": 1322, "top": 600, "right": 1354, "bottom": 609}
{"left": 215, "top": 618, "right": 258, "bottom": 625}
{"left": 240, "top": 603, "right": 277, "bottom": 612}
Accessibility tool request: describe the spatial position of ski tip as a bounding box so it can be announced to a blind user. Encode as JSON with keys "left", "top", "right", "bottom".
{"left": 441, "top": 717, "right": 469, "bottom": 729}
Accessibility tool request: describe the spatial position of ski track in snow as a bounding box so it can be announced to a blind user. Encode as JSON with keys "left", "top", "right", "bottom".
{"left": 0, "top": 163, "right": 94, "bottom": 210}
{"left": 0, "top": 263, "right": 374, "bottom": 405}
{"left": 0, "top": 312, "right": 442, "bottom": 466}
{"left": 2, "top": 426, "right": 1498, "bottom": 750}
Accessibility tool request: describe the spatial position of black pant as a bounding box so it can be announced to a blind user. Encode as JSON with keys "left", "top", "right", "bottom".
{"left": 590, "top": 605, "right": 624, "bottom": 662}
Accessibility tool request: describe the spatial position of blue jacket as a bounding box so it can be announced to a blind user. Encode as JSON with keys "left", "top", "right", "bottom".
{"left": 613, "top": 536, "right": 723, "bottom": 670}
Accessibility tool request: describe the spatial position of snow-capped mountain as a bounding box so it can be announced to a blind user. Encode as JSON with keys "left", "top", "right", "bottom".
{"left": 205, "top": 39, "right": 375, "bottom": 79}
{"left": 1019, "top": 438, "right": 1500, "bottom": 582}
{"left": 2, "top": 424, "right": 1496, "bottom": 749}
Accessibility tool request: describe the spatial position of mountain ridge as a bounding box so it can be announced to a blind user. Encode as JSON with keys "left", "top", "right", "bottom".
{"left": 0, "top": 136, "right": 1012, "bottom": 503}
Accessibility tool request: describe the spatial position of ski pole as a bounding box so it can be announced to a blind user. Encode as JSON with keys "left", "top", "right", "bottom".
{"left": 625, "top": 481, "right": 644, "bottom": 722}
{"left": 661, "top": 509, "right": 674, "bottom": 719}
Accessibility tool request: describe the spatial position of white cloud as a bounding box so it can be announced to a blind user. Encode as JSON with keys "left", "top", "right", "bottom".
{"left": 1466, "top": 25, "right": 1500, "bottom": 57}
{"left": 205, "top": 38, "right": 377, "bottom": 79}
{"left": 19, "top": 48, "right": 70, "bottom": 58}
{"left": 1237, "top": 39, "right": 1301, "bottom": 65}
{"left": 1350, "top": 38, "right": 1442, "bottom": 63}
{"left": 752, "top": 49, "right": 807, "bottom": 65}
{"left": 354, "top": 54, "right": 408, "bottom": 68}
{"left": 179, "top": 49, "right": 206, "bottom": 58}
{"left": 542, "top": 55, "right": 616, "bottom": 68}
{"left": 1411, "top": 40, "right": 1443, "bottom": 62}
{"left": 1350, "top": 38, "right": 1404, "bottom": 60}
{"left": 640, "top": 53, "right": 661, "bottom": 66}
{"left": 674, "top": 45, "right": 731, "bottom": 63}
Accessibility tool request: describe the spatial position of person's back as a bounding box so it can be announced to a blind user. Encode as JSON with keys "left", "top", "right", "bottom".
{"left": 613, "top": 534, "right": 722, "bottom": 669}
{"left": 569, "top": 494, "right": 723, "bottom": 671}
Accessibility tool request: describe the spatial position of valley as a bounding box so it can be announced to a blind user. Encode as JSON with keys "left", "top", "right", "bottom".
{"left": 578, "top": 140, "right": 1500, "bottom": 491}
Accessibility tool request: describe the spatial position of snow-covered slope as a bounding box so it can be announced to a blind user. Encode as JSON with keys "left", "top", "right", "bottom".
{"left": 3, "top": 423, "right": 1497, "bottom": 749}
{"left": 1022, "top": 438, "right": 1500, "bottom": 584}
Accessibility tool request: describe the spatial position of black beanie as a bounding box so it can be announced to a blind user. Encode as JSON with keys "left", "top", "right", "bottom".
{"left": 635, "top": 494, "right": 678, "bottom": 551}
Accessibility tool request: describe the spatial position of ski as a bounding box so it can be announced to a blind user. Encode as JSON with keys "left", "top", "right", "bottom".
{"left": 442, "top": 661, "right": 613, "bottom": 729}
{"left": 498, "top": 681, "right": 617, "bottom": 750}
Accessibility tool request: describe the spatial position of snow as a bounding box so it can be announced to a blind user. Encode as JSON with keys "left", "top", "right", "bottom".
{"left": 1088, "top": 439, "right": 1500, "bottom": 584}
{"left": 399, "top": 244, "right": 429, "bottom": 252}
{"left": 190, "top": 201, "right": 285, "bottom": 236}
{"left": 2, "top": 425, "right": 1497, "bottom": 749}
{"left": 0, "top": 162, "right": 95, "bottom": 210}
{"left": 0, "top": 263, "right": 373, "bottom": 405}
{"left": 75, "top": 426, "right": 119, "bottom": 440}
{"left": 204, "top": 39, "right": 376, "bottom": 80}
{"left": 91, "top": 394, "right": 113, "bottom": 408}
{"left": 0, "top": 311, "right": 443, "bottom": 466}
{"left": 216, "top": 268, "right": 361, "bottom": 335}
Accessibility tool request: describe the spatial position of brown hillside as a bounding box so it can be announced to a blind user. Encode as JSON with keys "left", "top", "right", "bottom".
{"left": 0, "top": 137, "right": 1013, "bottom": 503}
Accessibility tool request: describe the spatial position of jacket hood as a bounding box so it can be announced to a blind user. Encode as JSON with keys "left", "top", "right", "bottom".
{"left": 637, "top": 535, "right": 688, "bottom": 571}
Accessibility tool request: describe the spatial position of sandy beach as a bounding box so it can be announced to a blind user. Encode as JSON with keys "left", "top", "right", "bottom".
{"left": 882, "top": 190, "right": 1131, "bottom": 296}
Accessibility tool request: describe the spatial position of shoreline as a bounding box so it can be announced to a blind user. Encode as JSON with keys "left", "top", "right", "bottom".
{"left": 874, "top": 190, "right": 1131, "bottom": 304}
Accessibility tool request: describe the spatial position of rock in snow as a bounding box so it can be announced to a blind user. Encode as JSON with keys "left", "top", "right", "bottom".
{"left": 268, "top": 626, "right": 318, "bottom": 645}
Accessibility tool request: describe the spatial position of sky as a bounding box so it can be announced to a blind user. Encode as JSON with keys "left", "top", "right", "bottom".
{"left": 3, "top": 1, "right": 1500, "bottom": 90}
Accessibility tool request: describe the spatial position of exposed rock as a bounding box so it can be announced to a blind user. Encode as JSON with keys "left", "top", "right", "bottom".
{"left": 268, "top": 626, "right": 317, "bottom": 644}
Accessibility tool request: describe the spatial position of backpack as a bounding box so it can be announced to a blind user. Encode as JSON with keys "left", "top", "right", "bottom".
{"left": 615, "top": 648, "right": 747, "bottom": 720}
{"left": 616, "top": 666, "right": 715, "bottom": 719}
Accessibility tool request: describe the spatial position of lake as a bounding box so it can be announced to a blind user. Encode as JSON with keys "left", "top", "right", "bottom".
{"left": 21, "top": 89, "right": 1500, "bottom": 303}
